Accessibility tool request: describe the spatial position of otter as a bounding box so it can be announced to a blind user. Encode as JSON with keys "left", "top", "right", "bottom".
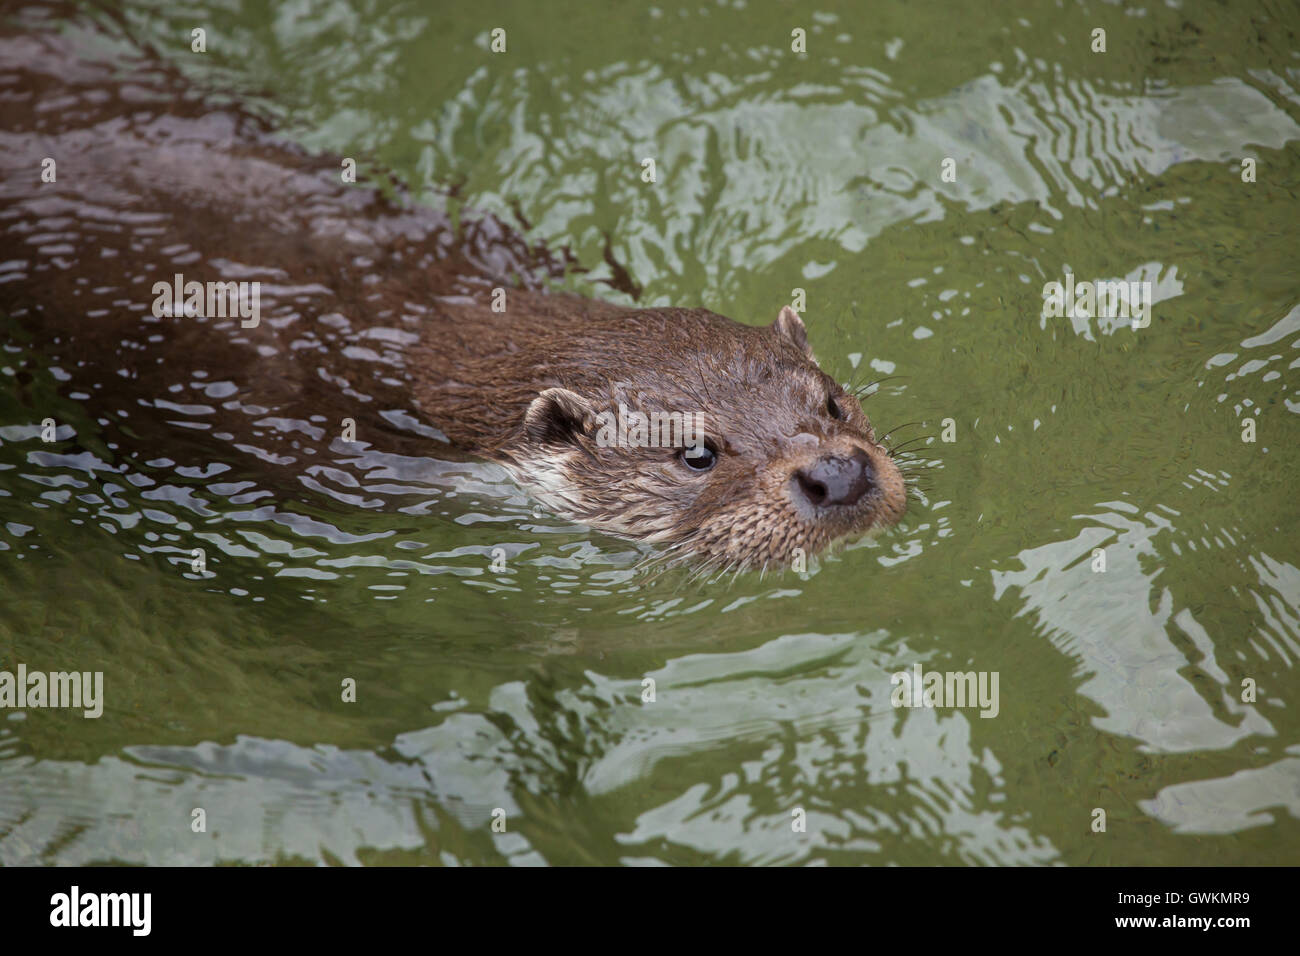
{"left": 415, "top": 292, "right": 906, "bottom": 570}
{"left": 0, "top": 11, "right": 906, "bottom": 572}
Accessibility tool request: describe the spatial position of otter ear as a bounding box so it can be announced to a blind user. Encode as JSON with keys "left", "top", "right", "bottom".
{"left": 772, "top": 305, "right": 813, "bottom": 357}
{"left": 523, "top": 387, "right": 595, "bottom": 446}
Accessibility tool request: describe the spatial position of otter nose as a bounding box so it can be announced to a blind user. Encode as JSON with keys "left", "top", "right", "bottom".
{"left": 794, "top": 450, "right": 874, "bottom": 508}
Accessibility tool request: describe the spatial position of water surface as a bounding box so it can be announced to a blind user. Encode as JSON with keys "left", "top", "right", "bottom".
{"left": 1, "top": 0, "right": 1298, "bottom": 864}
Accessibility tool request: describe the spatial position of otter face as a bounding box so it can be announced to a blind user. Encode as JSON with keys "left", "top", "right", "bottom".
{"left": 501, "top": 306, "right": 907, "bottom": 573}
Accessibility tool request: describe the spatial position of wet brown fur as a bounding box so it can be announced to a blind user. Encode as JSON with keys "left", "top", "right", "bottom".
{"left": 0, "top": 7, "right": 906, "bottom": 572}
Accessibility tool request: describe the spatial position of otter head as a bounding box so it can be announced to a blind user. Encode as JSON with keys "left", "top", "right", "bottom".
{"left": 503, "top": 305, "right": 907, "bottom": 572}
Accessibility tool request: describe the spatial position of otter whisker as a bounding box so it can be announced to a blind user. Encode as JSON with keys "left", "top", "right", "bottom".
{"left": 888, "top": 436, "right": 935, "bottom": 456}
{"left": 850, "top": 374, "right": 909, "bottom": 399}
{"left": 877, "top": 421, "right": 927, "bottom": 445}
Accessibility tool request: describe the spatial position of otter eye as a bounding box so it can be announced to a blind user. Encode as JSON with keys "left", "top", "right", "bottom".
{"left": 826, "top": 393, "right": 843, "bottom": 420}
{"left": 680, "top": 443, "right": 718, "bottom": 472}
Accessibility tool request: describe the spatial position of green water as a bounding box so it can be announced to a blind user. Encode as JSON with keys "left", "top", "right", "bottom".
{"left": 1, "top": 0, "right": 1298, "bottom": 864}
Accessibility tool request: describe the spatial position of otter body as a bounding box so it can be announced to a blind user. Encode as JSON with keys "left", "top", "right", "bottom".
{"left": 0, "top": 15, "right": 905, "bottom": 571}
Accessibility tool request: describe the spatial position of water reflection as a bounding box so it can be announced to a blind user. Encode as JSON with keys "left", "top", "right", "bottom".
{"left": 2, "top": 0, "right": 1299, "bottom": 865}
